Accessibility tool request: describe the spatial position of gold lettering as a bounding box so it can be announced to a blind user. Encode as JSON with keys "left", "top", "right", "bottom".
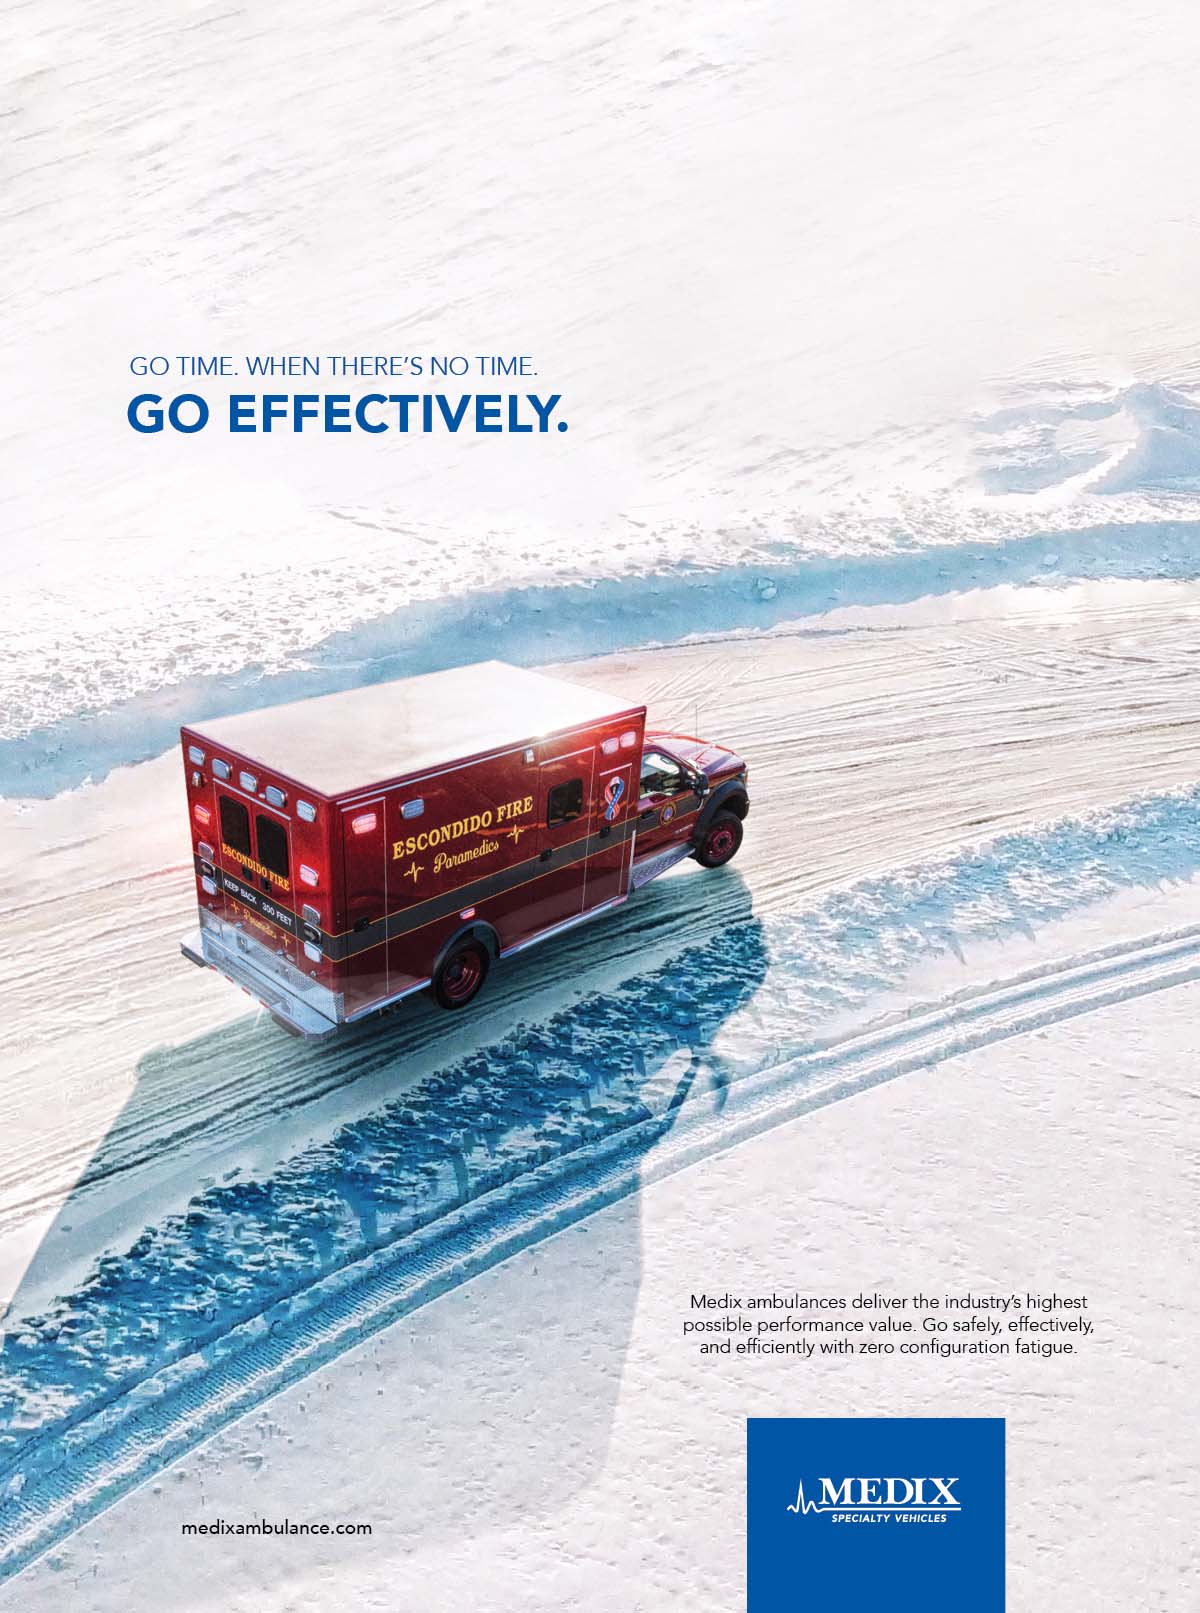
{"left": 433, "top": 841, "right": 499, "bottom": 875}
{"left": 389, "top": 803, "right": 512, "bottom": 861}
{"left": 220, "top": 842, "right": 290, "bottom": 892}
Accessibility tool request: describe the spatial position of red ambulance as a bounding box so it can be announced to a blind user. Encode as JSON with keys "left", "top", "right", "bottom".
{"left": 180, "top": 661, "right": 749, "bottom": 1038}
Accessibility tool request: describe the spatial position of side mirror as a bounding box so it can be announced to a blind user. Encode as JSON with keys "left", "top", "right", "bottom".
{"left": 692, "top": 769, "right": 710, "bottom": 796}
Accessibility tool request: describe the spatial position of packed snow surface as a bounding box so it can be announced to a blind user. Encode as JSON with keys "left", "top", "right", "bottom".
{"left": 4, "top": 974, "right": 1195, "bottom": 1612}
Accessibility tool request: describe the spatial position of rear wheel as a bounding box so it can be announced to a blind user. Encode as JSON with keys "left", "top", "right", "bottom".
{"left": 694, "top": 810, "right": 743, "bottom": 868}
{"left": 433, "top": 939, "right": 490, "bottom": 1010}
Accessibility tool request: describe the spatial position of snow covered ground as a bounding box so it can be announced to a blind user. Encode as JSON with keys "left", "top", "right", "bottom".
{"left": 5, "top": 1, "right": 1200, "bottom": 777}
{"left": 4, "top": 583, "right": 1199, "bottom": 1319}
{"left": 4, "top": 0, "right": 1200, "bottom": 1597}
{"left": 1, "top": 587, "right": 1198, "bottom": 1586}
{"left": 3, "top": 963, "right": 1194, "bottom": 1613}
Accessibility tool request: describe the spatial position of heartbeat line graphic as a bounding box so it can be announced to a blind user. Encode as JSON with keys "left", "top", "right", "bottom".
{"left": 478, "top": 825, "right": 529, "bottom": 844}
{"left": 787, "top": 1482, "right": 961, "bottom": 1515}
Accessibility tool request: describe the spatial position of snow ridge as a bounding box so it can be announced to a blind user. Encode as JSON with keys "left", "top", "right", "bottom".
{"left": 5, "top": 512, "right": 1200, "bottom": 798}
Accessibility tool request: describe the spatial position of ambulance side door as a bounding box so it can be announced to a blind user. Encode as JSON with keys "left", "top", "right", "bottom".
{"left": 583, "top": 759, "right": 634, "bottom": 910}
{"left": 521, "top": 749, "right": 593, "bottom": 938}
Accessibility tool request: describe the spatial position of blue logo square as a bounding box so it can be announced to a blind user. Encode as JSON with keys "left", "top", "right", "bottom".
{"left": 747, "top": 1417, "right": 1005, "bottom": 1611}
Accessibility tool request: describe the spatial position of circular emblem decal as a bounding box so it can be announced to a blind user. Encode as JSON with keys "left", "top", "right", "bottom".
{"left": 661, "top": 803, "right": 676, "bottom": 824}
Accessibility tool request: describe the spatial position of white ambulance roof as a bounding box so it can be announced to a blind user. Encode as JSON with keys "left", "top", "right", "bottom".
{"left": 187, "top": 661, "right": 642, "bottom": 796}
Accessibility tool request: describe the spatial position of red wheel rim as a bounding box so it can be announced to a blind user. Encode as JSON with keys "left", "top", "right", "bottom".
{"left": 443, "top": 950, "right": 483, "bottom": 1003}
{"left": 706, "top": 825, "right": 736, "bottom": 862}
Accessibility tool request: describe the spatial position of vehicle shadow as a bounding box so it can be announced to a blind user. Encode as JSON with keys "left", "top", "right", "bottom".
{"left": 0, "top": 869, "right": 767, "bottom": 1578}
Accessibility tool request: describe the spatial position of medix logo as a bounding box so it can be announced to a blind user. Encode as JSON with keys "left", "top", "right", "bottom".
{"left": 788, "top": 1475, "right": 961, "bottom": 1513}
{"left": 748, "top": 1419, "right": 1003, "bottom": 1611}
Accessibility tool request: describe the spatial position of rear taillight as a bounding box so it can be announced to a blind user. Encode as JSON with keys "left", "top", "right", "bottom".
{"left": 299, "top": 864, "right": 320, "bottom": 888}
{"left": 193, "top": 802, "right": 212, "bottom": 827}
{"left": 303, "top": 940, "right": 322, "bottom": 963}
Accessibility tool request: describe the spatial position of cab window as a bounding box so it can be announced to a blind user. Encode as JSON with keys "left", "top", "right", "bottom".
{"left": 547, "top": 778, "right": 584, "bottom": 826}
{"left": 256, "top": 815, "right": 290, "bottom": 879}
{"left": 219, "top": 795, "right": 251, "bottom": 856}
{"left": 640, "top": 750, "right": 687, "bottom": 797}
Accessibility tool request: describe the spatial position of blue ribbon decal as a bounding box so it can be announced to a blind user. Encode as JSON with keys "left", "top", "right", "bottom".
{"left": 604, "top": 776, "right": 626, "bottom": 820}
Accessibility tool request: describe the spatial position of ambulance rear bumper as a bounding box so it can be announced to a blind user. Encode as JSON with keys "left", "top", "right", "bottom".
{"left": 181, "top": 917, "right": 342, "bottom": 1042}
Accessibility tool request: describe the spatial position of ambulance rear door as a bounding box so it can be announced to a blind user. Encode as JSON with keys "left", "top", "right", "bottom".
{"left": 213, "top": 787, "right": 301, "bottom": 962}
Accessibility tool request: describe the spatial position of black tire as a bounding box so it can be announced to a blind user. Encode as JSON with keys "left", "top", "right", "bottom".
{"left": 433, "top": 939, "right": 490, "bottom": 1010}
{"left": 693, "top": 809, "right": 744, "bottom": 868}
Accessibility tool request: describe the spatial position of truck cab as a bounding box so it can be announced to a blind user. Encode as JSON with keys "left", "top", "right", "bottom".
{"left": 630, "top": 731, "right": 750, "bottom": 887}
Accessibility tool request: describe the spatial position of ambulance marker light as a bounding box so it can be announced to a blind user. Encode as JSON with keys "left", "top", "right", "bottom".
{"left": 198, "top": 841, "right": 214, "bottom": 860}
{"left": 299, "top": 864, "right": 320, "bottom": 887}
{"left": 523, "top": 748, "right": 535, "bottom": 764}
{"left": 460, "top": 907, "right": 476, "bottom": 920}
{"left": 620, "top": 730, "right": 638, "bottom": 749}
{"left": 303, "top": 941, "right": 322, "bottom": 963}
{"left": 193, "top": 802, "right": 212, "bottom": 827}
{"left": 601, "top": 737, "right": 619, "bottom": 755}
{"left": 400, "top": 799, "right": 424, "bottom": 820}
{"left": 265, "top": 785, "right": 286, "bottom": 809}
{"left": 187, "top": 745, "right": 205, "bottom": 765}
{"left": 201, "top": 876, "right": 218, "bottom": 896}
{"left": 212, "top": 759, "right": 231, "bottom": 781}
{"left": 350, "top": 811, "right": 377, "bottom": 836}
{"left": 239, "top": 771, "right": 258, "bottom": 793}
{"left": 301, "top": 903, "right": 321, "bottom": 926}
{"left": 297, "top": 800, "right": 317, "bottom": 822}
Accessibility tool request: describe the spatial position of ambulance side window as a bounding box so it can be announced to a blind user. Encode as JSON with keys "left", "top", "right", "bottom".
{"left": 256, "top": 815, "right": 290, "bottom": 879}
{"left": 219, "top": 796, "right": 252, "bottom": 856}
{"left": 547, "top": 778, "right": 584, "bottom": 826}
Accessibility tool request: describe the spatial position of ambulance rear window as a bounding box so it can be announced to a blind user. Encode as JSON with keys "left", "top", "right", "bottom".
{"left": 219, "top": 796, "right": 251, "bottom": 857}
{"left": 256, "top": 815, "right": 290, "bottom": 880}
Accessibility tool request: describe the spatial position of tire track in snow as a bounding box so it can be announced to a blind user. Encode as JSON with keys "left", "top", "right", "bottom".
{"left": 2, "top": 917, "right": 1199, "bottom": 1581}
{"left": 3, "top": 588, "right": 1200, "bottom": 1237}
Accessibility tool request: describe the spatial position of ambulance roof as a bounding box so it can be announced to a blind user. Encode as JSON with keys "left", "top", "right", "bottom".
{"left": 186, "top": 661, "right": 642, "bottom": 796}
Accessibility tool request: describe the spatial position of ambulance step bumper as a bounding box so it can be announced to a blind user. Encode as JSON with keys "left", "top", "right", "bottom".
{"left": 181, "top": 925, "right": 340, "bottom": 1042}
